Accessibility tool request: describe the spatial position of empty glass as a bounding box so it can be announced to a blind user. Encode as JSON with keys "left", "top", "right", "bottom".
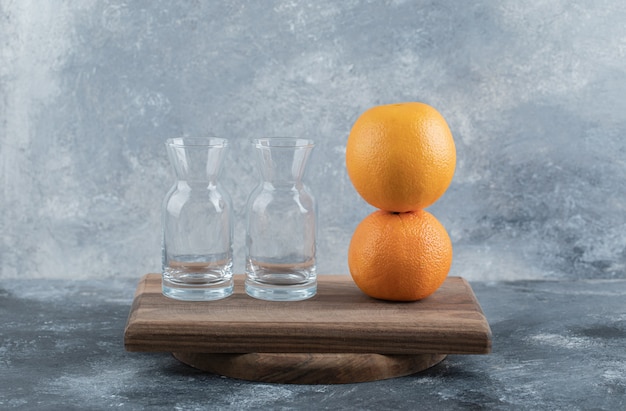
{"left": 245, "top": 138, "right": 317, "bottom": 301}
{"left": 161, "top": 137, "right": 234, "bottom": 301}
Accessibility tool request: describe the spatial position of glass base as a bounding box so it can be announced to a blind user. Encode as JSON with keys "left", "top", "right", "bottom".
{"left": 245, "top": 279, "right": 317, "bottom": 301}
{"left": 162, "top": 277, "right": 233, "bottom": 301}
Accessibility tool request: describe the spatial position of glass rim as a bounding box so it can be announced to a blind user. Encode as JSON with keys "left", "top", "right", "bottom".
{"left": 166, "top": 137, "right": 228, "bottom": 147}
{"left": 253, "top": 137, "right": 315, "bottom": 149}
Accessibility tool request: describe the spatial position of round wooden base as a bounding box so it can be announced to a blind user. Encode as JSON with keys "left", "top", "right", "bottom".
{"left": 172, "top": 352, "right": 447, "bottom": 384}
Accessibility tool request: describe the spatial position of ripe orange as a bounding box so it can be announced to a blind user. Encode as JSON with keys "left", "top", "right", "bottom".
{"left": 346, "top": 102, "right": 456, "bottom": 212}
{"left": 348, "top": 209, "right": 452, "bottom": 301}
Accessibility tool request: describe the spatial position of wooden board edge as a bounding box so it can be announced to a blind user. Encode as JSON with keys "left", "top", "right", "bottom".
{"left": 124, "top": 320, "right": 493, "bottom": 355}
{"left": 124, "top": 274, "right": 152, "bottom": 351}
{"left": 458, "top": 277, "right": 493, "bottom": 353}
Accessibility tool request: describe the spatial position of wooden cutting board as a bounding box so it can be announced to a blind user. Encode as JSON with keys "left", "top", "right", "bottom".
{"left": 124, "top": 274, "right": 491, "bottom": 383}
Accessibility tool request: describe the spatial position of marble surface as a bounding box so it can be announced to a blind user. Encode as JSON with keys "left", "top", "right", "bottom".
{"left": 2, "top": 1, "right": 626, "bottom": 282}
{"left": 1, "top": 277, "right": 624, "bottom": 410}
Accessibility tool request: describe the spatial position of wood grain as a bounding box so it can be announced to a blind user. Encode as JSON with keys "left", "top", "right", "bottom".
{"left": 172, "top": 352, "right": 447, "bottom": 384}
{"left": 124, "top": 274, "right": 492, "bottom": 355}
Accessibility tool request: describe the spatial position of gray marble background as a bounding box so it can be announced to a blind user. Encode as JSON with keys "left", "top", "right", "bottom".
{"left": 1, "top": 1, "right": 625, "bottom": 281}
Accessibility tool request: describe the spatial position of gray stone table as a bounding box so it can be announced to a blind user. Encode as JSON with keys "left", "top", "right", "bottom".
{"left": 1, "top": 277, "right": 625, "bottom": 410}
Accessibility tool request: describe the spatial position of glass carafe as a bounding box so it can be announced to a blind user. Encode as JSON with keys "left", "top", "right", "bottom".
{"left": 162, "top": 137, "right": 233, "bottom": 301}
{"left": 245, "top": 138, "right": 317, "bottom": 301}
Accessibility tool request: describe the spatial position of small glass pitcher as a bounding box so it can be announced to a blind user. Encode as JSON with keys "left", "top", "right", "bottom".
{"left": 245, "top": 138, "right": 317, "bottom": 301}
{"left": 161, "top": 137, "right": 234, "bottom": 301}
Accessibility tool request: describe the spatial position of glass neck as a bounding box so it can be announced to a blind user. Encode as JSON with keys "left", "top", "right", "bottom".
{"left": 254, "top": 143, "right": 312, "bottom": 186}
{"left": 166, "top": 141, "right": 226, "bottom": 184}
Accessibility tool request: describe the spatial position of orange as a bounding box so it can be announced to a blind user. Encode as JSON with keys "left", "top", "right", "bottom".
{"left": 346, "top": 102, "right": 456, "bottom": 212}
{"left": 348, "top": 209, "right": 452, "bottom": 301}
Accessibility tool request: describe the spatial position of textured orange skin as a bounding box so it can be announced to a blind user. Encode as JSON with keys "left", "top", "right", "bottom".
{"left": 348, "top": 209, "right": 453, "bottom": 301}
{"left": 346, "top": 102, "right": 456, "bottom": 212}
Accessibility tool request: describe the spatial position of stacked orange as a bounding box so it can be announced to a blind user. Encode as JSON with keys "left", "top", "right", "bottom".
{"left": 346, "top": 102, "right": 456, "bottom": 301}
